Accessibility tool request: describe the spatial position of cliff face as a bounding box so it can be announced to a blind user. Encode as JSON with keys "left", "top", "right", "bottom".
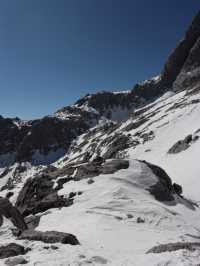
{"left": 161, "top": 11, "right": 200, "bottom": 89}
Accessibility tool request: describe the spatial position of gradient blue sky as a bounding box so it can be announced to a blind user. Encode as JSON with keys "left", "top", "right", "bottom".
{"left": 0, "top": 0, "right": 199, "bottom": 119}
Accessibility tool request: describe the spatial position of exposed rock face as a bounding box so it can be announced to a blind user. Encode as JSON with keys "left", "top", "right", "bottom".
{"left": 0, "top": 243, "right": 28, "bottom": 259}
{"left": 0, "top": 110, "right": 100, "bottom": 166}
{"left": 74, "top": 91, "right": 135, "bottom": 121}
{"left": 16, "top": 115, "right": 98, "bottom": 164}
{"left": 15, "top": 174, "right": 73, "bottom": 216}
{"left": 162, "top": 11, "right": 200, "bottom": 90}
{"left": 18, "top": 230, "right": 79, "bottom": 245}
{"left": 0, "top": 197, "right": 27, "bottom": 230}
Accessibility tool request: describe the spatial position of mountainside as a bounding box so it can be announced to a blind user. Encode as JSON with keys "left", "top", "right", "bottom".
{"left": 0, "top": 10, "right": 200, "bottom": 266}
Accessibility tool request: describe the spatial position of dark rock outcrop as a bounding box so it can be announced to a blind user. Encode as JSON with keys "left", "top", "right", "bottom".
{"left": 141, "top": 161, "right": 182, "bottom": 202}
{"left": 0, "top": 109, "right": 100, "bottom": 166}
{"left": 168, "top": 133, "right": 199, "bottom": 154}
{"left": 18, "top": 230, "right": 79, "bottom": 245}
{"left": 0, "top": 243, "right": 28, "bottom": 259}
{"left": 15, "top": 174, "right": 73, "bottom": 216}
{"left": 0, "top": 197, "right": 27, "bottom": 230}
{"left": 162, "top": 11, "right": 200, "bottom": 90}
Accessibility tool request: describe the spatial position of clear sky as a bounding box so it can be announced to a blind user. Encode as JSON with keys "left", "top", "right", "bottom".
{"left": 0, "top": 0, "right": 199, "bottom": 119}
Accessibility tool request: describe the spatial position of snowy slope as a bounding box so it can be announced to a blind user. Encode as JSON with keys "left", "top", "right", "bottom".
{"left": 0, "top": 89, "right": 199, "bottom": 265}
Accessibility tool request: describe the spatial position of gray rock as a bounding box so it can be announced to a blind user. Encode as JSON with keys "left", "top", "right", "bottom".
{"left": 18, "top": 230, "right": 79, "bottom": 245}
{"left": 15, "top": 174, "right": 73, "bottom": 216}
{"left": 87, "top": 178, "right": 95, "bottom": 184}
{"left": 24, "top": 215, "right": 40, "bottom": 230}
{"left": 168, "top": 134, "right": 194, "bottom": 154}
{"left": 0, "top": 197, "right": 27, "bottom": 230}
{"left": 0, "top": 243, "right": 28, "bottom": 259}
{"left": 136, "top": 217, "right": 145, "bottom": 223}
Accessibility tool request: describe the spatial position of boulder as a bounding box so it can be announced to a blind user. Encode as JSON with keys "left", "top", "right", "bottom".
{"left": 18, "top": 230, "right": 79, "bottom": 245}
{"left": 0, "top": 243, "right": 28, "bottom": 259}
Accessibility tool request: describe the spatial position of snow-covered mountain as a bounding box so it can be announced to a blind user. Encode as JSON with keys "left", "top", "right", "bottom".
{"left": 0, "top": 10, "right": 200, "bottom": 266}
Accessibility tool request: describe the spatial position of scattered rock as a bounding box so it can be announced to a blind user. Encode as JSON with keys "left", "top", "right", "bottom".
{"left": 0, "top": 243, "right": 29, "bottom": 259}
{"left": 18, "top": 230, "right": 80, "bottom": 245}
{"left": 43, "top": 245, "right": 58, "bottom": 250}
{"left": 69, "top": 192, "right": 76, "bottom": 198}
{"left": 87, "top": 178, "right": 94, "bottom": 185}
{"left": 137, "top": 217, "right": 145, "bottom": 223}
{"left": 115, "top": 216, "right": 123, "bottom": 220}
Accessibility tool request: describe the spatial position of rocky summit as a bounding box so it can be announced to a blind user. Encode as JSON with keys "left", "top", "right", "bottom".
{"left": 0, "top": 10, "right": 200, "bottom": 266}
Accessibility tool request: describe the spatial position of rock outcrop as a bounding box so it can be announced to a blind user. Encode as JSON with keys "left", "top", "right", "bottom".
{"left": 0, "top": 197, "right": 27, "bottom": 230}
{"left": 141, "top": 161, "right": 182, "bottom": 202}
{"left": 15, "top": 174, "right": 73, "bottom": 216}
{"left": 168, "top": 131, "right": 199, "bottom": 154}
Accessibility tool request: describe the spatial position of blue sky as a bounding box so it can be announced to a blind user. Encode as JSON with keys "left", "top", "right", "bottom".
{"left": 0, "top": 0, "right": 199, "bottom": 119}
